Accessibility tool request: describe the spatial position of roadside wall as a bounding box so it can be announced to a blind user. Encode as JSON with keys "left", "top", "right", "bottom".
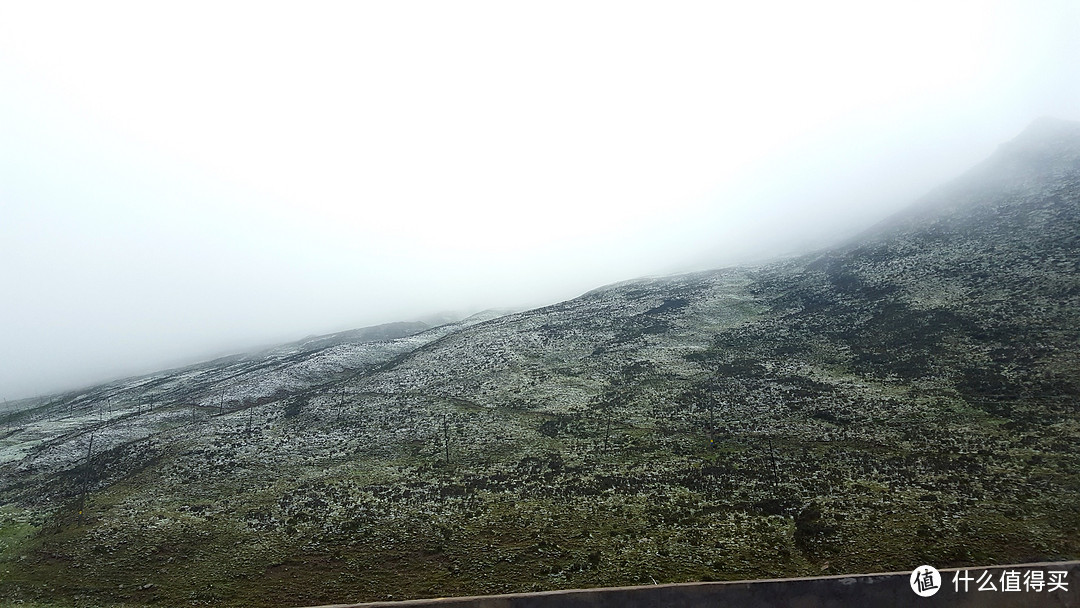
{"left": 308, "top": 561, "right": 1080, "bottom": 608}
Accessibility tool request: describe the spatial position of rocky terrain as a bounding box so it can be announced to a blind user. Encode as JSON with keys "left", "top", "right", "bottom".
{"left": 2, "top": 118, "right": 1079, "bottom": 607}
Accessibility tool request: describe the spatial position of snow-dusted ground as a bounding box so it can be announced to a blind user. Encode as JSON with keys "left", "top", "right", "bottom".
{"left": 354, "top": 269, "right": 760, "bottom": 415}
{"left": 0, "top": 312, "right": 508, "bottom": 471}
{"left": 0, "top": 268, "right": 769, "bottom": 487}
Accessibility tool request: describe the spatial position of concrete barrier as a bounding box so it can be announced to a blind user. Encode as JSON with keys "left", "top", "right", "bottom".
{"left": 305, "top": 561, "right": 1080, "bottom": 608}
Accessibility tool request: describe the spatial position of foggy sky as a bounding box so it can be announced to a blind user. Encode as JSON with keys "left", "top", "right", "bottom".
{"left": 2, "top": 1, "right": 1080, "bottom": 400}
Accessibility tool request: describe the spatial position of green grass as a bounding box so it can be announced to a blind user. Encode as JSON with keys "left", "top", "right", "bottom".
{"left": 4, "top": 392, "right": 1077, "bottom": 607}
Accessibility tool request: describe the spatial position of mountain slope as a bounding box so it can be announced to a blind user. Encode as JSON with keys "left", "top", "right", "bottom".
{"left": 754, "top": 116, "right": 1080, "bottom": 407}
{"left": 1, "top": 119, "right": 1079, "bottom": 607}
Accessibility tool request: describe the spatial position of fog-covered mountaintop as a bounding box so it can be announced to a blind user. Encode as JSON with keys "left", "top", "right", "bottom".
{"left": 870, "top": 116, "right": 1080, "bottom": 233}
